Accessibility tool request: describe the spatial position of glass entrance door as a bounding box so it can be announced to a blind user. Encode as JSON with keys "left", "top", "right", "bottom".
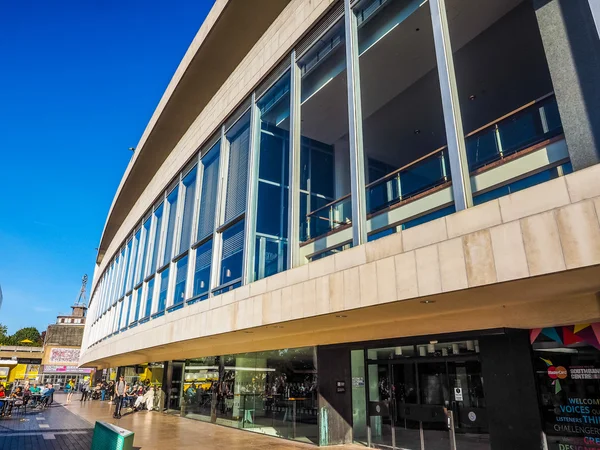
{"left": 363, "top": 341, "right": 490, "bottom": 450}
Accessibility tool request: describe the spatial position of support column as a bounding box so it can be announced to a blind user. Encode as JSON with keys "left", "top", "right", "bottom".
{"left": 430, "top": 0, "right": 473, "bottom": 211}
{"left": 317, "top": 346, "right": 353, "bottom": 445}
{"left": 288, "top": 51, "right": 302, "bottom": 269}
{"left": 534, "top": 0, "right": 600, "bottom": 169}
{"left": 479, "top": 330, "right": 543, "bottom": 450}
{"left": 344, "top": 0, "right": 368, "bottom": 246}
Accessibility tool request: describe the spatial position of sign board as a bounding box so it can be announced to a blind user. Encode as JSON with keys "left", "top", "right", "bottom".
{"left": 454, "top": 387, "right": 463, "bottom": 401}
{"left": 336, "top": 381, "right": 346, "bottom": 393}
{"left": 42, "top": 365, "right": 93, "bottom": 374}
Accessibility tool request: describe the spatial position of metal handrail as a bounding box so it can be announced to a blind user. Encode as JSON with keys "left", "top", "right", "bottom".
{"left": 305, "top": 92, "right": 556, "bottom": 221}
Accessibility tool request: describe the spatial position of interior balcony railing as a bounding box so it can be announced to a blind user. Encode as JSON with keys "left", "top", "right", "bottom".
{"left": 302, "top": 92, "right": 564, "bottom": 244}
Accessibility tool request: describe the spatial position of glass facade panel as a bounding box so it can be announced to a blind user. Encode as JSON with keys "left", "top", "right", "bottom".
{"left": 224, "top": 112, "right": 251, "bottom": 223}
{"left": 298, "top": 17, "right": 350, "bottom": 241}
{"left": 219, "top": 220, "right": 245, "bottom": 286}
{"left": 150, "top": 203, "right": 164, "bottom": 275}
{"left": 128, "top": 229, "right": 140, "bottom": 291}
{"left": 122, "top": 239, "right": 132, "bottom": 295}
{"left": 446, "top": 0, "right": 563, "bottom": 186}
{"left": 182, "top": 347, "right": 317, "bottom": 443}
{"left": 144, "top": 278, "right": 155, "bottom": 318}
{"left": 192, "top": 240, "right": 212, "bottom": 300}
{"left": 138, "top": 217, "right": 151, "bottom": 284}
{"left": 179, "top": 167, "right": 197, "bottom": 252}
{"left": 254, "top": 72, "right": 291, "bottom": 280}
{"left": 163, "top": 187, "right": 179, "bottom": 266}
{"left": 173, "top": 255, "right": 188, "bottom": 306}
{"left": 157, "top": 268, "right": 169, "bottom": 315}
{"left": 354, "top": 0, "right": 448, "bottom": 234}
{"left": 197, "top": 143, "right": 220, "bottom": 241}
{"left": 133, "top": 287, "right": 142, "bottom": 322}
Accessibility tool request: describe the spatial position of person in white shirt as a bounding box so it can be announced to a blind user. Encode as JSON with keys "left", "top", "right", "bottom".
{"left": 134, "top": 386, "right": 155, "bottom": 411}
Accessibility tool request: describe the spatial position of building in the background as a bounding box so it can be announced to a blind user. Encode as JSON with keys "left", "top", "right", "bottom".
{"left": 80, "top": 1, "right": 600, "bottom": 448}
{"left": 0, "top": 345, "right": 43, "bottom": 387}
{"left": 41, "top": 304, "right": 92, "bottom": 388}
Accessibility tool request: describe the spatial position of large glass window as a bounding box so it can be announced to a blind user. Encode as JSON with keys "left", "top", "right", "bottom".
{"left": 121, "top": 239, "right": 132, "bottom": 296}
{"left": 149, "top": 203, "right": 164, "bottom": 275}
{"left": 138, "top": 216, "right": 151, "bottom": 284}
{"left": 173, "top": 256, "right": 188, "bottom": 308}
{"left": 133, "top": 287, "right": 142, "bottom": 323}
{"left": 162, "top": 187, "right": 179, "bottom": 267}
{"left": 123, "top": 294, "right": 132, "bottom": 329}
{"left": 196, "top": 143, "right": 220, "bottom": 242}
{"left": 219, "top": 220, "right": 244, "bottom": 287}
{"left": 224, "top": 111, "right": 251, "bottom": 223}
{"left": 298, "top": 16, "right": 351, "bottom": 242}
{"left": 156, "top": 268, "right": 169, "bottom": 315}
{"left": 127, "top": 229, "right": 140, "bottom": 291}
{"left": 446, "top": 0, "right": 563, "bottom": 198}
{"left": 254, "top": 72, "right": 291, "bottom": 280}
{"left": 192, "top": 240, "right": 212, "bottom": 301}
{"left": 179, "top": 167, "right": 197, "bottom": 253}
{"left": 181, "top": 347, "right": 317, "bottom": 444}
{"left": 144, "top": 278, "right": 155, "bottom": 319}
{"left": 354, "top": 0, "right": 450, "bottom": 236}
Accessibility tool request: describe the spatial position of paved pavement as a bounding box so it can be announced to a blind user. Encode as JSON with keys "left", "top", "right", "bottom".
{"left": 0, "top": 393, "right": 93, "bottom": 450}
{"left": 1, "top": 392, "right": 365, "bottom": 449}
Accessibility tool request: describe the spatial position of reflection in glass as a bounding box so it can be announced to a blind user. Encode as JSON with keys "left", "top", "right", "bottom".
{"left": 150, "top": 203, "right": 164, "bottom": 275}
{"left": 157, "top": 268, "right": 169, "bottom": 315}
{"left": 133, "top": 287, "right": 142, "bottom": 322}
{"left": 173, "top": 256, "right": 188, "bottom": 307}
{"left": 144, "top": 278, "right": 155, "bottom": 318}
{"left": 225, "top": 112, "right": 251, "bottom": 223}
{"left": 192, "top": 240, "right": 212, "bottom": 301}
{"left": 139, "top": 217, "right": 151, "bottom": 283}
{"left": 355, "top": 0, "right": 448, "bottom": 233}
{"left": 196, "top": 144, "right": 220, "bottom": 242}
{"left": 219, "top": 220, "right": 245, "bottom": 286}
{"left": 163, "top": 188, "right": 179, "bottom": 266}
{"left": 179, "top": 167, "right": 197, "bottom": 252}
{"left": 181, "top": 347, "right": 317, "bottom": 443}
{"left": 254, "top": 72, "right": 290, "bottom": 280}
{"left": 298, "top": 17, "right": 350, "bottom": 241}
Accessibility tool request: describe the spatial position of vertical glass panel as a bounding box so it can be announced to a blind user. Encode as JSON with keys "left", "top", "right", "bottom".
{"left": 127, "top": 229, "right": 140, "bottom": 291}
{"left": 193, "top": 240, "right": 213, "bottom": 299}
{"left": 144, "top": 278, "right": 155, "bottom": 318}
{"left": 219, "top": 220, "right": 245, "bottom": 286}
{"left": 122, "top": 240, "right": 132, "bottom": 295}
{"left": 225, "top": 112, "right": 251, "bottom": 223}
{"left": 447, "top": 0, "right": 562, "bottom": 181}
{"left": 298, "top": 18, "right": 350, "bottom": 241}
{"left": 124, "top": 294, "right": 132, "bottom": 328}
{"left": 174, "top": 255, "right": 188, "bottom": 306}
{"left": 163, "top": 187, "right": 179, "bottom": 266}
{"left": 179, "top": 167, "right": 197, "bottom": 252}
{"left": 197, "top": 143, "right": 221, "bottom": 241}
{"left": 138, "top": 217, "right": 151, "bottom": 284}
{"left": 181, "top": 356, "right": 220, "bottom": 422}
{"left": 133, "top": 287, "right": 142, "bottom": 322}
{"left": 254, "top": 72, "right": 291, "bottom": 280}
{"left": 355, "top": 0, "right": 449, "bottom": 235}
{"left": 117, "top": 300, "right": 124, "bottom": 332}
{"left": 157, "top": 268, "right": 169, "bottom": 314}
{"left": 150, "top": 203, "right": 164, "bottom": 275}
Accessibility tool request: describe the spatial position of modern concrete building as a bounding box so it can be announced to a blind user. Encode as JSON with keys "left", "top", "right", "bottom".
{"left": 80, "top": 0, "right": 600, "bottom": 448}
{"left": 42, "top": 304, "right": 92, "bottom": 388}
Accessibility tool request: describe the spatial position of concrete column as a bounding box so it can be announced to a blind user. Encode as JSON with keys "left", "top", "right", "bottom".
{"left": 534, "top": 0, "right": 600, "bottom": 169}
{"left": 479, "top": 330, "right": 543, "bottom": 450}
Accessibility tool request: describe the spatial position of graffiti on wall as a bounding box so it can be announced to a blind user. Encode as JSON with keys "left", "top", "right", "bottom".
{"left": 49, "top": 348, "right": 80, "bottom": 363}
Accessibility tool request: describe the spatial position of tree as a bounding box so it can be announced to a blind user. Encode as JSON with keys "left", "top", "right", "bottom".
{"left": 11, "top": 327, "right": 42, "bottom": 346}
{"left": 0, "top": 323, "right": 8, "bottom": 344}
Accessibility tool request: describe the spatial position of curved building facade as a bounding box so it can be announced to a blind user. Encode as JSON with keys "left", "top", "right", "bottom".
{"left": 81, "top": 0, "right": 600, "bottom": 448}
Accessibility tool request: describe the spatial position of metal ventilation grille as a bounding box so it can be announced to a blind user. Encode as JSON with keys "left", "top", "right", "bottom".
{"left": 256, "top": 58, "right": 291, "bottom": 100}
{"left": 296, "top": 0, "right": 344, "bottom": 58}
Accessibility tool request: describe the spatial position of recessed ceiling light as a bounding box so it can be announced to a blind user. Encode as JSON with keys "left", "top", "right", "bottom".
{"left": 469, "top": 94, "right": 476, "bottom": 101}
{"left": 420, "top": 300, "right": 435, "bottom": 304}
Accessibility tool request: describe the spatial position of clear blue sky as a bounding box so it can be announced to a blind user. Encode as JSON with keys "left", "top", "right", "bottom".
{"left": 0, "top": 0, "right": 214, "bottom": 335}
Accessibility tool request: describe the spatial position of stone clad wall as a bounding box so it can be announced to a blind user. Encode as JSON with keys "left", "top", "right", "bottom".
{"left": 81, "top": 163, "right": 600, "bottom": 367}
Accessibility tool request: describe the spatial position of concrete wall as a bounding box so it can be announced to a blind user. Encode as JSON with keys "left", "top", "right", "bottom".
{"left": 81, "top": 163, "right": 600, "bottom": 368}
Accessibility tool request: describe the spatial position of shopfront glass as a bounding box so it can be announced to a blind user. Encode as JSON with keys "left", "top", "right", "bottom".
{"left": 354, "top": 340, "right": 489, "bottom": 450}
{"left": 532, "top": 323, "right": 600, "bottom": 450}
{"left": 181, "top": 347, "right": 317, "bottom": 444}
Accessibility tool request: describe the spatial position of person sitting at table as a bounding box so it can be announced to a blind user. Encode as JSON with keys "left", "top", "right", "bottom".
{"left": 0, "top": 385, "right": 6, "bottom": 417}
{"left": 39, "top": 384, "right": 55, "bottom": 408}
{"left": 29, "top": 383, "right": 40, "bottom": 407}
{"left": 5, "top": 387, "right": 24, "bottom": 417}
{"left": 134, "top": 386, "right": 155, "bottom": 411}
